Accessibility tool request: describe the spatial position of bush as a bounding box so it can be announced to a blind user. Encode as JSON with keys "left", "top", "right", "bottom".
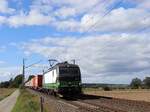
{"left": 103, "top": 86, "right": 112, "bottom": 91}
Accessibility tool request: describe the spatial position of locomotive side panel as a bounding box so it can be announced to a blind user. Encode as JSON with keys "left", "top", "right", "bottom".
{"left": 43, "top": 68, "right": 59, "bottom": 90}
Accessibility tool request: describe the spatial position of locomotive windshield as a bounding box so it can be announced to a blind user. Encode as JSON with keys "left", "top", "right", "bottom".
{"left": 59, "top": 67, "right": 80, "bottom": 76}
{"left": 59, "top": 67, "right": 81, "bottom": 81}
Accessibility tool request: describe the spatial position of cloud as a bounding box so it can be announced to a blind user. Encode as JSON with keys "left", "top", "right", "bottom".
{"left": 0, "top": 66, "right": 21, "bottom": 82}
{"left": 30, "top": 0, "right": 150, "bottom": 33}
{"left": 0, "top": 46, "right": 6, "bottom": 52}
{"left": 54, "top": 7, "right": 150, "bottom": 33}
{"left": 8, "top": 9, "right": 53, "bottom": 27}
{"left": 55, "top": 7, "right": 77, "bottom": 19}
{"left": 0, "top": 0, "right": 15, "bottom": 14}
{"left": 51, "top": 0, "right": 107, "bottom": 18}
{"left": 20, "top": 33, "right": 150, "bottom": 83}
{"left": 0, "top": 61, "right": 5, "bottom": 65}
{"left": 127, "top": 0, "right": 150, "bottom": 10}
{"left": 0, "top": 0, "right": 149, "bottom": 34}
{"left": 0, "top": 16, "right": 7, "bottom": 25}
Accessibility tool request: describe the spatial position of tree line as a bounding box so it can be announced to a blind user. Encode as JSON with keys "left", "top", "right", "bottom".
{"left": 0, "top": 74, "right": 150, "bottom": 89}
{"left": 130, "top": 77, "right": 150, "bottom": 89}
{"left": 0, "top": 74, "right": 23, "bottom": 88}
{"left": 0, "top": 75, "right": 35, "bottom": 88}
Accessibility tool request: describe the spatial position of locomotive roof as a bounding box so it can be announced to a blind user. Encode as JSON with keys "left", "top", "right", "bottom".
{"left": 55, "top": 62, "right": 79, "bottom": 68}
{"left": 44, "top": 62, "right": 79, "bottom": 74}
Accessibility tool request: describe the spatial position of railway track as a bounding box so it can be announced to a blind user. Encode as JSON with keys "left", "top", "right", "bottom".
{"left": 27, "top": 89, "right": 150, "bottom": 112}
{"left": 67, "top": 100, "right": 127, "bottom": 112}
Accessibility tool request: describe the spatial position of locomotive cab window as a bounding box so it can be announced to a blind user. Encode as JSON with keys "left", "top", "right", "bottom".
{"left": 59, "top": 67, "right": 79, "bottom": 75}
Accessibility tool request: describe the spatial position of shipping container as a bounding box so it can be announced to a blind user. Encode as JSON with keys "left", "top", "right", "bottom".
{"left": 32, "top": 75, "right": 43, "bottom": 89}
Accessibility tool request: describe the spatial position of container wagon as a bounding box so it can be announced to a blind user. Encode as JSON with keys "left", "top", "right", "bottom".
{"left": 25, "top": 80, "right": 31, "bottom": 87}
{"left": 25, "top": 75, "right": 43, "bottom": 90}
{"left": 32, "top": 75, "right": 43, "bottom": 90}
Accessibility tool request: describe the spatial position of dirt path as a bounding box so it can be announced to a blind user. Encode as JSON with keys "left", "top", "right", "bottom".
{"left": 0, "top": 89, "right": 20, "bottom": 112}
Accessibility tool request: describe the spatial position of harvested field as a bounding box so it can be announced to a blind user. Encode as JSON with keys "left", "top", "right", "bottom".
{"left": 0, "top": 88, "right": 16, "bottom": 101}
{"left": 84, "top": 89, "right": 150, "bottom": 102}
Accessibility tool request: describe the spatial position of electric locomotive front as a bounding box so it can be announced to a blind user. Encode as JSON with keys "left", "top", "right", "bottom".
{"left": 57, "top": 62, "right": 82, "bottom": 96}
{"left": 42, "top": 62, "right": 82, "bottom": 96}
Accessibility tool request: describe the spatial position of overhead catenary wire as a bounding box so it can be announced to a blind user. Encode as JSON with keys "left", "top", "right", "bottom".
{"left": 84, "top": 0, "right": 125, "bottom": 34}
{"left": 86, "top": 0, "right": 107, "bottom": 13}
{"left": 130, "top": 14, "right": 150, "bottom": 34}
{"left": 78, "top": 0, "right": 150, "bottom": 79}
{"left": 84, "top": 0, "right": 150, "bottom": 34}
{"left": 134, "top": 23, "right": 150, "bottom": 34}
{"left": 82, "top": 0, "right": 150, "bottom": 41}
{"left": 23, "top": 1, "right": 149, "bottom": 81}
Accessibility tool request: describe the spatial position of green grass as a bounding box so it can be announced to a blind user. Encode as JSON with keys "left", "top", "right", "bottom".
{"left": 0, "top": 88, "right": 16, "bottom": 101}
{"left": 12, "top": 89, "right": 47, "bottom": 112}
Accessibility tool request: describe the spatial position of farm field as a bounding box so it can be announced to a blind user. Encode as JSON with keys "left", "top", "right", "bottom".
{"left": 84, "top": 89, "right": 150, "bottom": 102}
{"left": 0, "top": 88, "right": 16, "bottom": 101}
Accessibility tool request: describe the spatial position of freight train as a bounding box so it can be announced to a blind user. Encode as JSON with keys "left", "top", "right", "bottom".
{"left": 25, "top": 62, "right": 82, "bottom": 97}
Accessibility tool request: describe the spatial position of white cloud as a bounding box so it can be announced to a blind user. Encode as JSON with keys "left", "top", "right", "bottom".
{"left": 0, "top": 0, "right": 15, "bottom": 14}
{"left": 0, "top": 0, "right": 149, "bottom": 33}
{"left": 51, "top": 0, "right": 106, "bottom": 18}
{"left": 0, "top": 16, "right": 6, "bottom": 25}
{"left": 0, "top": 46, "right": 6, "bottom": 52}
{"left": 20, "top": 33, "right": 150, "bottom": 83}
{"left": 0, "top": 61, "right": 5, "bottom": 64}
{"left": 0, "top": 66, "right": 21, "bottom": 82}
{"left": 54, "top": 7, "right": 150, "bottom": 33}
{"left": 53, "top": 19, "right": 80, "bottom": 31}
{"left": 47, "top": 6, "right": 150, "bottom": 33}
{"left": 55, "top": 7, "right": 77, "bottom": 19}
{"left": 140, "top": 1, "right": 150, "bottom": 9}
{"left": 127, "top": 0, "right": 150, "bottom": 10}
{"left": 8, "top": 10, "right": 53, "bottom": 27}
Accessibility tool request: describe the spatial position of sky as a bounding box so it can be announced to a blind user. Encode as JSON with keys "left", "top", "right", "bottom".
{"left": 0, "top": 0, "right": 150, "bottom": 84}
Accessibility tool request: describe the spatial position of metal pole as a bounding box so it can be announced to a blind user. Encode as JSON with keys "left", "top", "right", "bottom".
{"left": 40, "top": 97, "right": 44, "bottom": 112}
{"left": 22, "top": 58, "right": 25, "bottom": 86}
{"left": 72, "top": 59, "right": 76, "bottom": 64}
{"left": 22, "top": 59, "right": 43, "bottom": 87}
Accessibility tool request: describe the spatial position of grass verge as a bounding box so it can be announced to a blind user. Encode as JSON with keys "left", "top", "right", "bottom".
{"left": 12, "top": 89, "right": 47, "bottom": 112}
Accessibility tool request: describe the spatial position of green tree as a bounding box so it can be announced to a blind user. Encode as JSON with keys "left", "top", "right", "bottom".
{"left": 0, "top": 81, "right": 10, "bottom": 88}
{"left": 143, "top": 77, "right": 150, "bottom": 89}
{"left": 27, "top": 75, "right": 35, "bottom": 81}
{"left": 9, "top": 78, "right": 13, "bottom": 87}
{"left": 11, "top": 74, "right": 23, "bottom": 88}
{"left": 130, "top": 78, "right": 142, "bottom": 89}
